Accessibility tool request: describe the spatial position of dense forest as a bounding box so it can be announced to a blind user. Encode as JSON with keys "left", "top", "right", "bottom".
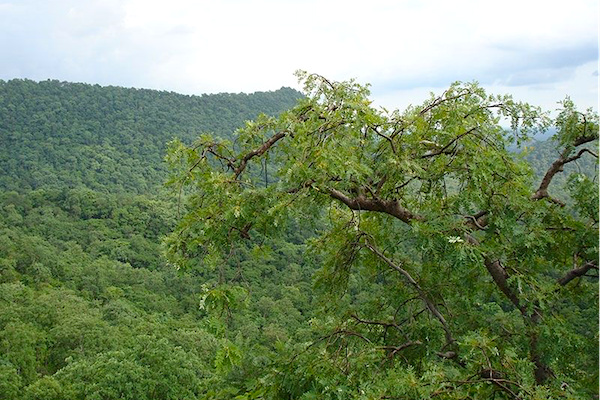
{"left": 0, "top": 77, "right": 597, "bottom": 399}
{"left": 0, "top": 79, "right": 301, "bottom": 193}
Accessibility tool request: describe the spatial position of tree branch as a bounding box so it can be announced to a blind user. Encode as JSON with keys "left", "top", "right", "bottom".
{"left": 418, "top": 89, "right": 472, "bottom": 116}
{"left": 558, "top": 261, "right": 598, "bottom": 286}
{"left": 327, "top": 188, "right": 424, "bottom": 224}
{"left": 484, "top": 259, "right": 526, "bottom": 315}
{"left": 532, "top": 136, "right": 598, "bottom": 202}
{"left": 363, "top": 240, "right": 455, "bottom": 346}
{"left": 234, "top": 131, "right": 288, "bottom": 179}
{"left": 464, "top": 211, "right": 488, "bottom": 230}
{"left": 421, "top": 127, "right": 477, "bottom": 158}
{"left": 379, "top": 340, "right": 422, "bottom": 358}
{"left": 326, "top": 329, "right": 373, "bottom": 344}
{"left": 205, "top": 146, "right": 236, "bottom": 172}
{"left": 351, "top": 314, "right": 403, "bottom": 332}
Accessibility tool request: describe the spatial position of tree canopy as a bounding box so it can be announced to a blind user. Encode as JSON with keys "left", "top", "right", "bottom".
{"left": 0, "top": 79, "right": 302, "bottom": 193}
{"left": 0, "top": 80, "right": 310, "bottom": 399}
{"left": 167, "top": 72, "right": 599, "bottom": 399}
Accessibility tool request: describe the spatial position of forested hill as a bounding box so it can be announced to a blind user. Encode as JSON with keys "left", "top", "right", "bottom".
{"left": 0, "top": 79, "right": 302, "bottom": 193}
{"left": 0, "top": 80, "right": 311, "bottom": 399}
{"left": 0, "top": 77, "right": 597, "bottom": 399}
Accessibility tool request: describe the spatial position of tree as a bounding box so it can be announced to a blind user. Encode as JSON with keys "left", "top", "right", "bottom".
{"left": 166, "top": 72, "right": 598, "bottom": 399}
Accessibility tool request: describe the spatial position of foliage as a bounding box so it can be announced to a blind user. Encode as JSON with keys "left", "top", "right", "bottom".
{"left": 0, "top": 79, "right": 309, "bottom": 397}
{"left": 0, "top": 74, "right": 596, "bottom": 399}
{"left": 167, "top": 72, "right": 599, "bottom": 399}
{"left": 0, "top": 159, "right": 315, "bottom": 397}
{"left": 0, "top": 79, "right": 302, "bottom": 193}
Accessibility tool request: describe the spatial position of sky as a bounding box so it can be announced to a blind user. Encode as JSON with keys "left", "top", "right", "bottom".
{"left": 0, "top": 0, "right": 597, "bottom": 113}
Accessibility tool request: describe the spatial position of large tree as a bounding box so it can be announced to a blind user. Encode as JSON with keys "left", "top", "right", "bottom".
{"left": 166, "top": 72, "right": 598, "bottom": 399}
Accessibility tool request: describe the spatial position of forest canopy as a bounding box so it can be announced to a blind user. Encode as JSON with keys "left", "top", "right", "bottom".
{"left": 0, "top": 75, "right": 597, "bottom": 399}
{"left": 0, "top": 79, "right": 302, "bottom": 193}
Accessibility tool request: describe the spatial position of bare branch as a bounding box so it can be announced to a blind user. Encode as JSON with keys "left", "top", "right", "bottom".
{"left": 573, "top": 134, "right": 598, "bottom": 147}
{"left": 205, "top": 146, "right": 236, "bottom": 172}
{"left": 374, "top": 175, "right": 387, "bottom": 195}
{"left": 564, "top": 147, "right": 598, "bottom": 162}
{"left": 394, "top": 176, "right": 417, "bottom": 192}
{"left": 371, "top": 126, "right": 397, "bottom": 154}
{"left": 464, "top": 211, "right": 488, "bottom": 230}
{"left": 486, "top": 259, "right": 526, "bottom": 314}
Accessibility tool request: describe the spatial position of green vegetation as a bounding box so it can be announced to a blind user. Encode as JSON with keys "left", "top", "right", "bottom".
{"left": 0, "top": 79, "right": 301, "bottom": 193}
{"left": 0, "top": 80, "right": 309, "bottom": 399}
{"left": 0, "top": 76, "right": 597, "bottom": 399}
{"left": 168, "top": 73, "right": 598, "bottom": 398}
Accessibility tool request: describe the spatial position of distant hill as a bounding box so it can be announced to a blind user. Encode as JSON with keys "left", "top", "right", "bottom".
{"left": 0, "top": 79, "right": 302, "bottom": 193}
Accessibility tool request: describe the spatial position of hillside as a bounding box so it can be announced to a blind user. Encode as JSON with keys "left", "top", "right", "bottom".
{"left": 0, "top": 79, "right": 302, "bottom": 193}
{"left": 0, "top": 80, "right": 314, "bottom": 399}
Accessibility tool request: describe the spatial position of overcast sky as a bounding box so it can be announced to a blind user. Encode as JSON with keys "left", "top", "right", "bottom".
{"left": 0, "top": 0, "right": 597, "bottom": 113}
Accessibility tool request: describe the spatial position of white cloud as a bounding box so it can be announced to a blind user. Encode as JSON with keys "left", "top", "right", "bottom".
{"left": 0, "top": 0, "right": 597, "bottom": 111}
